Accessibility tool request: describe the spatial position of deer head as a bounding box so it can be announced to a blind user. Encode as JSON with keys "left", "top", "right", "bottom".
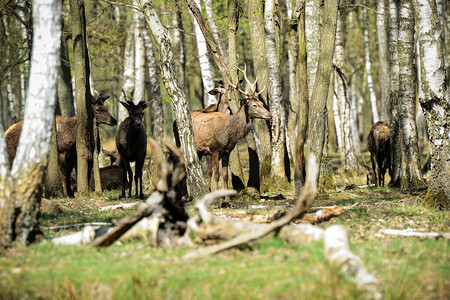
{"left": 91, "top": 93, "right": 117, "bottom": 126}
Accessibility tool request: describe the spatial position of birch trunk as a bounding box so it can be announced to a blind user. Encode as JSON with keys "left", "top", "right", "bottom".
{"left": 133, "top": 1, "right": 146, "bottom": 104}
{"left": 413, "top": 0, "right": 450, "bottom": 207}
{"left": 170, "top": 0, "right": 186, "bottom": 92}
{"left": 389, "top": 0, "right": 402, "bottom": 184}
{"left": 363, "top": 4, "right": 379, "bottom": 124}
{"left": 350, "top": 83, "right": 361, "bottom": 153}
{"left": 2, "top": 16, "right": 18, "bottom": 124}
{"left": 119, "top": 24, "right": 135, "bottom": 123}
{"left": 203, "top": 0, "right": 228, "bottom": 66}
{"left": 265, "top": 0, "right": 290, "bottom": 190}
{"left": 0, "top": 0, "right": 61, "bottom": 247}
{"left": 397, "top": 0, "right": 424, "bottom": 188}
{"left": 140, "top": 0, "right": 209, "bottom": 199}
{"left": 143, "top": 26, "right": 164, "bottom": 145}
{"left": 191, "top": 0, "right": 216, "bottom": 107}
{"left": 377, "top": 0, "right": 391, "bottom": 123}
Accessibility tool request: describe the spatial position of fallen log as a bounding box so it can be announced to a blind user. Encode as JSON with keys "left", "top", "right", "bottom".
{"left": 377, "top": 228, "right": 450, "bottom": 239}
{"left": 324, "top": 225, "right": 382, "bottom": 300}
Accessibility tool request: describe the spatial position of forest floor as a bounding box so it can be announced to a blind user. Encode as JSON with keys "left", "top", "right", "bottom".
{"left": 0, "top": 155, "right": 448, "bottom": 300}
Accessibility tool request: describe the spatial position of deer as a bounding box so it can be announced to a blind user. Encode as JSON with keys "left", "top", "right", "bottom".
{"left": 174, "top": 65, "right": 272, "bottom": 197}
{"left": 88, "top": 149, "right": 128, "bottom": 191}
{"left": 4, "top": 93, "right": 117, "bottom": 197}
{"left": 367, "top": 121, "right": 391, "bottom": 187}
{"left": 115, "top": 97, "right": 149, "bottom": 199}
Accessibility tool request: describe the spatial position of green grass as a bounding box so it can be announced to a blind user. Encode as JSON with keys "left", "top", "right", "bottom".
{"left": 0, "top": 173, "right": 449, "bottom": 299}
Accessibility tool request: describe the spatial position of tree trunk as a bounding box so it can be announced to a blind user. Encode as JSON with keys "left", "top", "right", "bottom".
{"left": 170, "top": 0, "right": 187, "bottom": 92}
{"left": 143, "top": 25, "right": 164, "bottom": 146}
{"left": 377, "top": 0, "right": 391, "bottom": 123}
{"left": 228, "top": 0, "right": 248, "bottom": 192}
{"left": 305, "top": 0, "right": 338, "bottom": 183}
{"left": 0, "top": 0, "right": 61, "bottom": 247}
{"left": 203, "top": 0, "right": 229, "bottom": 66}
{"left": 363, "top": 4, "right": 379, "bottom": 124}
{"left": 140, "top": 0, "right": 209, "bottom": 199}
{"left": 388, "top": 0, "right": 402, "bottom": 184}
{"left": 58, "top": 20, "right": 75, "bottom": 117}
{"left": 396, "top": 0, "right": 424, "bottom": 188}
{"left": 44, "top": 119, "right": 63, "bottom": 198}
{"left": 294, "top": 0, "right": 309, "bottom": 194}
{"left": 286, "top": 0, "right": 300, "bottom": 164}
{"left": 133, "top": 1, "right": 146, "bottom": 104}
{"left": 191, "top": 0, "right": 216, "bottom": 107}
{"left": 119, "top": 24, "right": 135, "bottom": 123}
{"left": 265, "top": 0, "right": 290, "bottom": 190}
{"left": 248, "top": 0, "right": 272, "bottom": 191}
{"left": 413, "top": 0, "right": 449, "bottom": 208}
{"left": 70, "top": 0, "right": 94, "bottom": 196}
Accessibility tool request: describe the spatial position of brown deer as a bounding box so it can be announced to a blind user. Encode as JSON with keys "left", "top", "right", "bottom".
{"left": 115, "top": 98, "right": 149, "bottom": 199}
{"left": 175, "top": 65, "right": 272, "bottom": 195}
{"left": 88, "top": 149, "right": 128, "bottom": 191}
{"left": 4, "top": 93, "right": 117, "bottom": 197}
{"left": 367, "top": 121, "right": 391, "bottom": 187}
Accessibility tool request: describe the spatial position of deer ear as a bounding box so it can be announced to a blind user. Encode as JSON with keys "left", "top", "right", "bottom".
{"left": 208, "top": 88, "right": 220, "bottom": 95}
{"left": 119, "top": 101, "right": 130, "bottom": 110}
{"left": 141, "top": 101, "right": 150, "bottom": 109}
{"left": 100, "top": 93, "right": 110, "bottom": 101}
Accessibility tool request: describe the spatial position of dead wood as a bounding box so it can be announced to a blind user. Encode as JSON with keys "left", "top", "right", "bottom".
{"left": 377, "top": 228, "right": 450, "bottom": 239}
{"left": 52, "top": 226, "right": 96, "bottom": 245}
{"left": 99, "top": 202, "right": 140, "bottom": 211}
{"left": 278, "top": 223, "right": 325, "bottom": 246}
{"left": 294, "top": 206, "right": 345, "bottom": 224}
{"left": 324, "top": 225, "right": 382, "bottom": 300}
{"left": 183, "top": 154, "right": 319, "bottom": 260}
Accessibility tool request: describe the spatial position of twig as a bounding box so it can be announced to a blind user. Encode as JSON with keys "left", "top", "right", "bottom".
{"left": 377, "top": 229, "right": 450, "bottom": 239}
{"left": 336, "top": 188, "right": 360, "bottom": 198}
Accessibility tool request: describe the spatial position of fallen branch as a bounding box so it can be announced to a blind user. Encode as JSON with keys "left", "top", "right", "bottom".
{"left": 377, "top": 228, "right": 450, "bottom": 239}
{"left": 336, "top": 188, "right": 359, "bottom": 198}
{"left": 51, "top": 226, "right": 96, "bottom": 245}
{"left": 183, "top": 154, "right": 319, "bottom": 260}
{"left": 99, "top": 202, "right": 140, "bottom": 212}
{"left": 324, "top": 225, "right": 382, "bottom": 300}
{"left": 45, "top": 222, "right": 114, "bottom": 231}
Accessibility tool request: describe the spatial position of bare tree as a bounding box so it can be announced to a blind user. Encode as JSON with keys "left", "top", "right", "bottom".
{"left": 139, "top": 0, "right": 209, "bottom": 198}
{"left": 377, "top": 0, "right": 391, "bottom": 123}
{"left": 133, "top": 0, "right": 146, "bottom": 104}
{"left": 265, "top": 0, "right": 290, "bottom": 189}
{"left": 413, "top": 0, "right": 449, "bottom": 207}
{"left": 0, "top": 0, "right": 61, "bottom": 247}
{"left": 119, "top": 23, "right": 135, "bottom": 123}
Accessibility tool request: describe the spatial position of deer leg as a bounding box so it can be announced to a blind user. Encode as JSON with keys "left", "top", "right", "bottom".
{"left": 212, "top": 152, "right": 220, "bottom": 190}
{"left": 120, "top": 161, "right": 127, "bottom": 198}
{"left": 205, "top": 155, "right": 213, "bottom": 190}
{"left": 127, "top": 164, "right": 133, "bottom": 198}
{"left": 221, "top": 154, "right": 230, "bottom": 202}
{"left": 371, "top": 153, "right": 379, "bottom": 187}
{"left": 135, "top": 160, "right": 145, "bottom": 199}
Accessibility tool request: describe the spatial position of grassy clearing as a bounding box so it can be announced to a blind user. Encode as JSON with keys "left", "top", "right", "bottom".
{"left": 0, "top": 170, "right": 449, "bottom": 299}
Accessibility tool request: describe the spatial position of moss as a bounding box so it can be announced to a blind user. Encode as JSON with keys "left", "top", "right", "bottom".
{"left": 399, "top": 176, "right": 427, "bottom": 190}
{"left": 319, "top": 173, "right": 336, "bottom": 192}
{"left": 422, "top": 187, "right": 449, "bottom": 209}
{"left": 237, "top": 187, "right": 260, "bottom": 202}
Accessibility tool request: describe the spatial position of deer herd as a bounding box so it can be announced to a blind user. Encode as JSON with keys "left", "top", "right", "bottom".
{"left": 3, "top": 66, "right": 391, "bottom": 201}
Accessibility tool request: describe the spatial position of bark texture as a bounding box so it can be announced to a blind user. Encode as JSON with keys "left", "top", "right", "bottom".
{"left": 413, "top": 0, "right": 450, "bottom": 208}
{"left": 0, "top": 0, "right": 61, "bottom": 247}
{"left": 377, "top": 0, "right": 391, "bottom": 123}
{"left": 140, "top": 0, "right": 209, "bottom": 199}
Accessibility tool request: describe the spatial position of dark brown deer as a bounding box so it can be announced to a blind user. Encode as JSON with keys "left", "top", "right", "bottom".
{"left": 88, "top": 149, "right": 128, "bottom": 191}
{"left": 4, "top": 93, "right": 117, "bottom": 197}
{"left": 175, "top": 65, "right": 272, "bottom": 195}
{"left": 115, "top": 98, "right": 149, "bottom": 199}
{"left": 367, "top": 121, "right": 391, "bottom": 187}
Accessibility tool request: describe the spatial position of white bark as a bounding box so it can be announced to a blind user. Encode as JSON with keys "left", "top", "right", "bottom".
{"left": 305, "top": 0, "right": 321, "bottom": 98}
{"left": 377, "top": 0, "right": 391, "bottom": 123}
{"left": 190, "top": 0, "right": 216, "bottom": 107}
{"left": 363, "top": 5, "right": 379, "bottom": 123}
{"left": 119, "top": 24, "right": 135, "bottom": 123}
{"left": 333, "top": 93, "right": 343, "bottom": 150}
{"left": 350, "top": 84, "right": 361, "bottom": 153}
{"left": 324, "top": 225, "right": 382, "bottom": 300}
{"left": 133, "top": 0, "right": 146, "bottom": 103}
{"left": 265, "top": 0, "right": 287, "bottom": 181}
{"left": 203, "top": 0, "right": 228, "bottom": 66}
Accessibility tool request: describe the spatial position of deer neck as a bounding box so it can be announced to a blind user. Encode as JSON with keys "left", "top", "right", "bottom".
{"left": 229, "top": 105, "right": 252, "bottom": 143}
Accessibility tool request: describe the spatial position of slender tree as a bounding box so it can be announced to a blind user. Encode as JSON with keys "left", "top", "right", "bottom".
{"left": 413, "top": 0, "right": 449, "bottom": 207}
{"left": 0, "top": 0, "right": 61, "bottom": 247}
{"left": 377, "top": 0, "right": 391, "bottom": 123}
{"left": 140, "top": 0, "right": 209, "bottom": 198}
{"left": 133, "top": 0, "right": 146, "bottom": 104}
{"left": 265, "top": 0, "right": 290, "bottom": 190}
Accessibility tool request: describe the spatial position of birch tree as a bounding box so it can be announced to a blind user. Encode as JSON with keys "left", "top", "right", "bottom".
{"left": 139, "top": 0, "right": 209, "bottom": 198}
{"left": 203, "top": 0, "right": 228, "bottom": 66}
{"left": 363, "top": 4, "right": 379, "bottom": 124}
{"left": 0, "top": 0, "right": 61, "bottom": 247}
{"left": 377, "top": 0, "right": 391, "bottom": 123}
{"left": 413, "top": 0, "right": 449, "bottom": 207}
{"left": 396, "top": 0, "right": 424, "bottom": 188}
{"left": 119, "top": 24, "right": 135, "bottom": 123}
{"left": 265, "top": 0, "right": 290, "bottom": 190}
{"left": 191, "top": 0, "right": 216, "bottom": 107}
{"left": 133, "top": 0, "right": 146, "bottom": 104}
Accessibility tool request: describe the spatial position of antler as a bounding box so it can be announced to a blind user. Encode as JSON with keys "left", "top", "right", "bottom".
{"left": 226, "top": 64, "right": 265, "bottom": 97}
